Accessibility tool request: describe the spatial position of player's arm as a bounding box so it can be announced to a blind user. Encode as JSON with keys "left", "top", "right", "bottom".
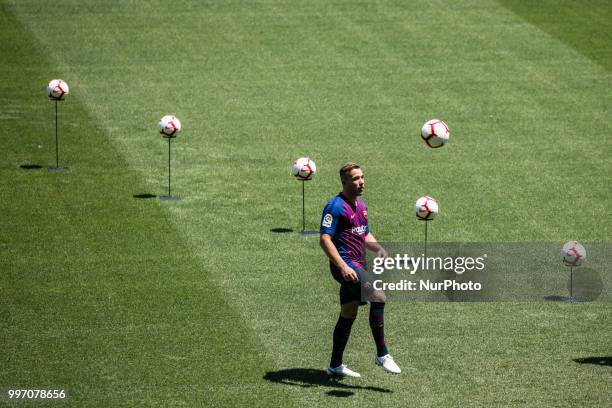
{"left": 320, "top": 234, "right": 358, "bottom": 282}
{"left": 365, "top": 232, "right": 388, "bottom": 258}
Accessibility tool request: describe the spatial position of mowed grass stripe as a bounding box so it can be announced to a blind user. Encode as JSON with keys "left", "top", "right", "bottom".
{"left": 0, "top": 4, "right": 297, "bottom": 407}
{"left": 498, "top": 0, "right": 612, "bottom": 72}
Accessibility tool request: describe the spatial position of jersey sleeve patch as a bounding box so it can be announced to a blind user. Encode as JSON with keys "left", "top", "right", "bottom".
{"left": 320, "top": 198, "right": 342, "bottom": 235}
{"left": 322, "top": 213, "right": 333, "bottom": 228}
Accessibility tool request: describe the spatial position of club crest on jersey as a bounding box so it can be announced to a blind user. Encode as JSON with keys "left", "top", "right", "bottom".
{"left": 363, "top": 210, "right": 367, "bottom": 218}
{"left": 351, "top": 225, "right": 367, "bottom": 235}
{"left": 322, "top": 213, "right": 333, "bottom": 228}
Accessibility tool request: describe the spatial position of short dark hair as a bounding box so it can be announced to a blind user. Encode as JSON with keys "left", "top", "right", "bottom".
{"left": 339, "top": 162, "right": 361, "bottom": 182}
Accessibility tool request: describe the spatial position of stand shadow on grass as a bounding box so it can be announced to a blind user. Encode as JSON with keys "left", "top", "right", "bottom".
{"left": 573, "top": 357, "right": 612, "bottom": 367}
{"left": 270, "top": 227, "right": 294, "bottom": 233}
{"left": 270, "top": 228, "right": 320, "bottom": 235}
{"left": 263, "top": 368, "right": 392, "bottom": 397}
{"left": 133, "top": 193, "right": 157, "bottom": 199}
{"left": 19, "top": 164, "right": 43, "bottom": 169}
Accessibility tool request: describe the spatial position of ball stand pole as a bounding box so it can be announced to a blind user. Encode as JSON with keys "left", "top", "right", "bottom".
{"left": 420, "top": 219, "right": 431, "bottom": 259}
{"left": 160, "top": 137, "right": 180, "bottom": 201}
{"left": 299, "top": 180, "right": 317, "bottom": 235}
{"left": 565, "top": 266, "right": 576, "bottom": 303}
{"left": 48, "top": 100, "right": 69, "bottom": 172}
{"left": 570, "top": 266, "right": 573, "bottom": 298}
{"left": 564, "top": 266, "right": 586, "bottom": 303}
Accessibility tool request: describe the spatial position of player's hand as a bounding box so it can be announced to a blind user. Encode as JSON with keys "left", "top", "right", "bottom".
{"left": 341, "top": 266, "right": 359, "bottom": 283}
{"left": 376, "top": 247, "right": 388, "bottom": 259}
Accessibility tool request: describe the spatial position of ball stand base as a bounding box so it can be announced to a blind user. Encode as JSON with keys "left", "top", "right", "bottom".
{"left": 160, "top": 195, "right": 181, "bottom": 201}
{"left": 48, "top": 167, "right": 70, "bottom": 172}
{"left": 562, "top": 296, "right": 588, "bottom": 303}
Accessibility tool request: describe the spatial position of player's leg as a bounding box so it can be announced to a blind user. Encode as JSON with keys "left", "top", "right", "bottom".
{"left": 340, "top": 300, "right": 359, "bottom": 319}
{"left": 368, "top": 291, "right": 400, "bottom": 373}
{"left": 354, "top": 267, "right": 402, "bottom": 374}
{"left": 327, "top": 283, "right": 362, "bottom": 378}
{"left": 368, "top": 290, "right": 388, "bottom": 358}
{"left": 333, "top": 300, "right": 358, "bottom": 369}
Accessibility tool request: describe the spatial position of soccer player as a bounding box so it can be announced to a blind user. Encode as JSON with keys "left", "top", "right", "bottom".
{"left": 320, "top": 162, "right": 401, "bottom": 377}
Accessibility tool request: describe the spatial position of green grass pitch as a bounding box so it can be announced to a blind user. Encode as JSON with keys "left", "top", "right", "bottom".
{"left": 1, "top": 0, "right": 610, "bottom": 406}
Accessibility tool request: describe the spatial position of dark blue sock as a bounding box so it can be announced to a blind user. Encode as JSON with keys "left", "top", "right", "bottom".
{"left": 369, "top": 302, "right": 388, "bottom": 357}
{"left": 330, "top": 315, "right": 355, "bottom": 368}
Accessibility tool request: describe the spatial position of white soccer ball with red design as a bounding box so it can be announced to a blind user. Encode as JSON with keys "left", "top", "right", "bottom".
{"left": 421, "top": 119, "right": 449, "bottom": 148}
{"left": 415, "top": 196, "right": 438, "bottom": 220}
{"left": 47, "top": 79, "right": 69, "bottom": 101}
{"left": 561, "top": 241, "right": 586, "bottom": 267}
{"left": 158, "top": 115, "right": 182, "bottom": 138}
{"left": 291, "top": 157, "right": 316, "bottom": 181}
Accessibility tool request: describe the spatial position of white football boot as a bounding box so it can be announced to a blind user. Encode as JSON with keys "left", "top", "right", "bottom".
{"left": 326, "top": 364, "right": 361, "bottom": 378}
{"left": 375, "top": 354, "right": 401, "bottom": 374}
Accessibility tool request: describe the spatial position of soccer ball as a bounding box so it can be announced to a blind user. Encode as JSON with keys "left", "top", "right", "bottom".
{"left": 158, "top": 115, "right": 182, "bottom": 138}
{"left": 291, "top": 157, "right": 316, "bottom": 181}
{"left": 47, "top": 79, "right": 69, "bottom": 100}
{"left": 421, "top": 119, "right": 449, "bottom": 148}
{"left": 415, "top": 196, "right": 438, "bottom": 220}
{"left": 561, "top": 241, "right": 586, "bottom": 267}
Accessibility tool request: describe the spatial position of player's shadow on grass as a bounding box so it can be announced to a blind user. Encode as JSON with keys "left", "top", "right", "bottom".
{"left": 263, "top": 368, "right": 392, "bottom": 396}
{"left": 133, "top": 193, "right": 157, "bottom": 199}
{"left": 573, "top": 356, "right": 612, "bottom": 367}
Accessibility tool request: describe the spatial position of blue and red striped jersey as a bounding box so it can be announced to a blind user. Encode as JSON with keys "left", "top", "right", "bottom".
{"left": 320, "top": 193, "right": 370, "bottom": 277}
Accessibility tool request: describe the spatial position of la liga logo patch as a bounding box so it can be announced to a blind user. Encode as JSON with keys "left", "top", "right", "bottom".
{"left": 322, "top": 213, "right": 333, "bottom": 228}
